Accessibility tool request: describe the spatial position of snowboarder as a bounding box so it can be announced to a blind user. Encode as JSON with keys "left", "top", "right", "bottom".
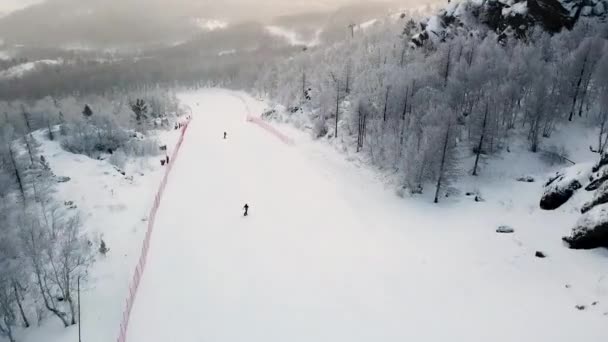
{"left": 224, "top": 132, "right": 227, "bottom": 139}
{"left": 243, "top": 204, "right": 249, "bottom": 216}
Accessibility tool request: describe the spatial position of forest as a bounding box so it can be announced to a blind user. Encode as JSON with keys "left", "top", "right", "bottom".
{"left": 254, "top": 17, "right": 608, "bottom": 201}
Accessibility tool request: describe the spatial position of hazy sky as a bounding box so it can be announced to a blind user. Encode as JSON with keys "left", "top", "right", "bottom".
{"left": 0, "top": 0, "right": 44, "bottom": 14}
{"left": 0, "top": 0, "right": 428, "bottom": 16}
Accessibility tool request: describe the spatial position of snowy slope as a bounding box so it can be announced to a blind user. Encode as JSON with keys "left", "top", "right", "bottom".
{"left": 265, "top": 25, "right": 322, "bottom": 47}
{"left": 195, "top": 18, "right": 228, "bottom": 31}
{"left": 0, "top": 59, "right": 60, "bottom": 79}
{"left": 124, "top": 89, "right": 608, "bottom": 342}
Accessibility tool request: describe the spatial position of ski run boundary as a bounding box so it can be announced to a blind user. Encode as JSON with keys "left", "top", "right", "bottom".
{"left": 116, "top": 120, "right": 191, "bottom": 342}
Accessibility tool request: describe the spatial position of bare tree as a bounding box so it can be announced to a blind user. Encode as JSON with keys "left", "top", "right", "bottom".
{"left": 472, "top": 102, "right": 489, "bottom": 176}
{"left": 434, "top": 120, "right": 453, "bottom": 203}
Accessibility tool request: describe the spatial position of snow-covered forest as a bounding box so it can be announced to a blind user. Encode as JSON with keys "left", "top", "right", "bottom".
{"left": 254, "top": 9, "right": 608, "bottom": 202}
{"left": 0, "top": 88, "right": 185, "bottom": 341}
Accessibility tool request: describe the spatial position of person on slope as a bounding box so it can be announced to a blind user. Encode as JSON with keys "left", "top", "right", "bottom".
{"left": 243, "top": 204, "right": 249, "bottom": 216}
{"left": 224, "top": 132, "right": 227, "bottom": 139}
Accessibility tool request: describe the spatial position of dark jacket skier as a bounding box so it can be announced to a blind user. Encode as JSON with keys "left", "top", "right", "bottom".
{"left": 224, "top": 132, "right": 227, "bottom": 139}
{"left": 243, "top": 204, "right": 249, "bottom": 216}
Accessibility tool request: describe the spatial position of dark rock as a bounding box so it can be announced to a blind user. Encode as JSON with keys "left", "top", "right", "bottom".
{"left": 535, "top": 251, "right": 546, "bottom": 258}
{"left": 528, "top": 0, "right": 573, "bottom": 32}
{"left": 261, "top": 109, "right": 277, "bottom": 119}
{"left": 56, "top": 176, "right": 71, "bottom": 183}
{"left": 592, "top": 301, "right": 599, "bottom": 306}
{"left": 575, "top": 305, "right": 586, "bottom": 311}
{"left": 64, "top": 200, "right": 77, "bottom": 210}
{"left": 496, "top": 225, "right": 515, "bottom": 233}
{"left": 540, "top": 169, "right": 585, "bottom": 210}
{"left": 563, "top": 204, "right": 608, "bottom": 249}
{"left": 114, "top": 167, "right": 126, "bottom": 176}
{"left": 516, "top": 176, "right": 535, "bottom": 183}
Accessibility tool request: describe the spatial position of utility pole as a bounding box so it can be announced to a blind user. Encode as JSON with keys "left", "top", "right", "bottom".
{"left": 78, "top": 276, "right": 81, "bottom": 342}
{"left": 348, "top": 23, "right": 356, "bottom": 38}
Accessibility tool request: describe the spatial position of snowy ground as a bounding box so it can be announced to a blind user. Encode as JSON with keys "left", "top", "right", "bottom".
{"left": 122, "top": 89, "right": 608, "bottom": 342}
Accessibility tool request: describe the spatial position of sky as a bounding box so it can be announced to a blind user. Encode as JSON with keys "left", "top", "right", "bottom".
{"left": 0, "top": 0, "right": 431, "bottom": 17}
{"left": 0, "top": 0, "right": 45, "bottom": 15}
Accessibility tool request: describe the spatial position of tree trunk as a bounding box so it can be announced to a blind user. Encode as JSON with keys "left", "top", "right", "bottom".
{"left": 0, "top": 318, "right": 15, "bottom": 342}
{"left": 568, "top": 50, "right": 589, "bottom": 121}
{"left": 24, "top": 134, "right": 35, "bottom": 166}
{"left": 8, "top": 144, "right": 25, "bottom": 201}
{"left": 13, "top": 282, "right": 30, "bottom": 328}
{"left": 443, "top": 45, "right": 452, "bottom": 88}
{"left": 577, "top": 75, "right": 591, "bottom": 118}
{"left": 345, "top": 63, "right": 351, "bottom": 94}
{"left": 400, "top": 86, "right": 410, "bottom": 147}
{"left": 472, "top": 103, "right": 488, "bottom": 176}
{"left": 434, "top": 122, "right": 452, "bottom": 203}
{"left": 302, "top": 72, "right": 306, "bottom": 100}
{"left": 383, "top": 86, "right": 391, "bottom": 122}
{"left": 335, "top": 81, "right": 340, "bottom": 138}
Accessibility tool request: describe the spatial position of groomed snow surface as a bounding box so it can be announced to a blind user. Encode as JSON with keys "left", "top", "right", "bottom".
{"left": 120, "top": 89, "right": 608, "bottom": 342}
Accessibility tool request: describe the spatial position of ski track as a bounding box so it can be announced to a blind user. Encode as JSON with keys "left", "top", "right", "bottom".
{"left": 126, "top": 89, "right": 608, "bottom": 342}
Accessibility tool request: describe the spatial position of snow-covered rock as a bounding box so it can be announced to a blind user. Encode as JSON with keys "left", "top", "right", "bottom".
{"left": 585, "top": 166, "right": 608, "bottom": 191}
{"left": 581, "top": 181, "right": 608, "bottom": 213}
{"left": 516, "top": 175, "right": 535, "bottom": 183}
{"left": 563, "top": 203, "right": 608, "bottom": 249}
{"left": 496, "top": 225, "right": 515, "bottom": 233}
{"left": 540, "top": 164, "right": 589, "bottom": 210}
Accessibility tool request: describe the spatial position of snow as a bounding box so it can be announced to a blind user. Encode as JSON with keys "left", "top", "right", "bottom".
{"left": 502, "top": 2, "right": 528, "bottom": 16}
{"left": 358, "top": 19, "right": 378, "bottom": 30}
{"left": 0, "top": 59, "right": 60, "bottom": 79}
{"left": 575, "top": 204, "right": 608, "bottom": 235}
{"left": 218, "top": 49, "right": 236, "bottom": 56}
{"left": 195, "top": 19, "right": 228, "bottom": 31}
{"left": 118, "top": 89, "right": 608, "bottom": 342}
{"left": 425, "top": 16, "right": 445, "bottom": 40}
{"left": 265, "top": 26, "right": 322, "bottom": 47}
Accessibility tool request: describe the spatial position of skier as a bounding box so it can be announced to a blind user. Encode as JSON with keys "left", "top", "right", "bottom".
{"left": 166, "top": 155, "right": 170, "bottom": 165}
{"left": 243, "top": 204, "right": 249, "bottom": 216}
{"left": 224, "top": 132, "right": 227, "bottom": 139}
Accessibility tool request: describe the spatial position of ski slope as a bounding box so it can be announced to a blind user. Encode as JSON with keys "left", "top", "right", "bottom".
{"left": 125, "top": 89, "right": 608, "bottom": 342}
